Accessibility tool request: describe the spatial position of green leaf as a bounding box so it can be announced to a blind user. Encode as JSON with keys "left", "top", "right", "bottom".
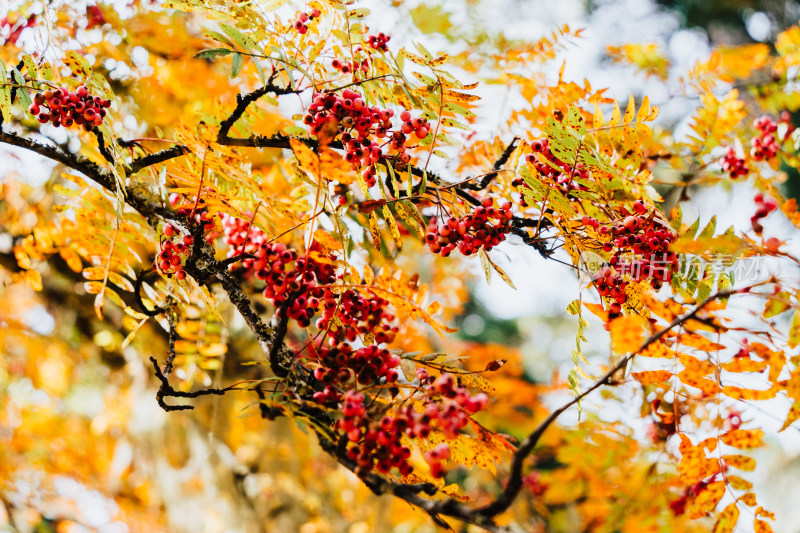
{"left": 686, "top": 216, "right": 700, "bottom": 239}
{"left": 194, "top": 48, "right": 232, "bottom": 59}
{"left": 520, "top": 166, "right": 576, "bottom": 216}
{"left": 283, "top": 125, "right": 308, "bottom": 136}
{"left": 414, "top": 41, "right": 434, "bottom": 62}
{"left": 789, "top": 311, "right": 800, "bottom": 349}
{"left": 567, "top": 299, "right": 581, "bottom": 315}
{"left": 11, "top": 69, "right": 31, "bottom": 108}
{"left": 763, "top": 291, "right": 791, "bottom": 318}
{"left": 21, "top": 54, "right": 37, "bottom": 80}
{"left": 412, "top": 71, "right": 437, "bottom": 86}
{"left": 219, "top": 23, "right": 261, "bottom": 53}
{"left": 204, "top": 30, "right": 234, "bottom": 47}
{"left": 441, "top": 117, "right": 469, "bottom": 130}
{"left": 231, "top": 52, "right": 243, "bottom": 78}
{"left": 0, "top": 59, "right": 10, "bottom": 122}
{"left": 39, "top": 62, "right": 54, "bottom": 81}
{"left": 697, "top": 276, "right": 713, "bottom": 302}
{"left": 670, "top": 205, "right": 683, "bottom": 231}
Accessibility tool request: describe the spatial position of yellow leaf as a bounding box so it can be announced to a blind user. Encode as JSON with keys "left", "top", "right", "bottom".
{"left": 722, "top": 454, "right": 756, "bottom": 471}
{"left": 688, "top": 480, "right": 725, "bottom": 518}
{"left": 368, "top": 212, "right": 381, "bottom": 248}
{"left": 750, "top": 342, "right": 785, "bottom": 382}
{"left": 623, "top": 93, "right": 636, "bottom": 124}
{"left": 635, "top": 95, "right": 650, "bottom": 123}
{"left": 84, "top": 281, "right": 104, "bottom": 294}
{"left": 593, "top": 101, "right": 604, "bottom": 127}
{"left": 726, "top": 475, "right": 753, "bottom": 491}
{"left": 722, "top": 357, "right": 768, "bottom": 373}
{"left": 382, "top": 205, "right": 402, "bottom": 248}
{"left": 712, "top": 502, "right": 740, "bottom": 533}
{"left": 609, "top": 100, "right": 621, "bottom": 126}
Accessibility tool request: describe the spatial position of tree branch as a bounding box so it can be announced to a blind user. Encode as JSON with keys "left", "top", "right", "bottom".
{"left": 151, "top": 356, "right": 234, "bottom": 411}
{"left": 475, "top": 284, "right": 750, "bottom": 517}
{"left": 92, "top": 129, "right": 115, "bottom": 164}
{"left": 217, "top": 80, "right": 304, "bottom": 143}
{"left": 462, "top": 137, "right": 520, "bottom": 191}
{"left": 128, "top": 144, "right": 191, "bottom": 174}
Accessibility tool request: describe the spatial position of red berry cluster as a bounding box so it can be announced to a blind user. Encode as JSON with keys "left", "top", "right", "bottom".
{"left": 750, "top": 115, "right": 780, "bottom": 161}
{"left": 221, "top": 214, "right": 402, "bottom": 338}
{"left": 158, "top": 224, "right": 194, "bottom": 280}
{"left": 292, "top": 8, "right": 320, "bottom": 34}
{"left": 335, "top": 372, "right": 488, "bottom": 478}
{"left": 331, "top": 35, "right": 390, "bottom": 74}
{"left": 338, "top": 391, "right": 415, "bottom": 476}
{"left": 522, "top": 472, "right": 547, "bottom": 496}
{"left": 584, "top": 200, "right": 678, "bottom": 313}
{"left": 29, "top": 86, "right": 110, "bottom": 131}
{"left": 330, "top": 57, "right": 367, "bottom": 75}
{"left": 366, "top": 32, "right": 390, "bottom": 52}
{"left": 751, "top": 193, "right": 777, "bottom": 234}
{"left": 313, "top": 343, "right": 402, "bottom": 401}
{"left": 303, "top": 90, "right": 430, "bottom": 184}
{"left": 518, "top": 138, "right": 590, "bottom": 197}
{"left": 720, "top": 147, "right": 748, "bottom": 179}
{"left": 591, "top": 265, "right": 628, "bottom": 315}
{"left": 424, "top": 198, "right": 513, "bottom": 257}
{"left": 168, "top": 194, "right": 217, "bottom": 237}
{"left": 424, "top": 444, "right": 451, "bottom": 479}
{"left": 317, "top": 289, "right": 398, "bottom": 345}
{"left": 221, "top": 214, "right": 342, "bottom": 327}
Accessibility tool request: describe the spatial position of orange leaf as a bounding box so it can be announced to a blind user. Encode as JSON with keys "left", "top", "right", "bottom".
{"left": 290, "top": 138, "right": 319, "bottom": 178}
{"left": 740, "top": 492, "right": 758, "bottom": 506}
{"left": 678, "top": 332, "right": 726, "bottom": 352}
{"left": 722, "top": 357, "right": 768, "bottom": 373}
{"left": 750, "top": 342, "right": 785, "bottom": 382}
{"left": 720, "top": 429, "right": 764, "bottom": 449}
{"left": 688, "top": 480, "right": 725, "bottom": 518}
{"left": 754, "top": 519, "right": 774, "bottom": 533}
{"left": 357, "top": 199, "right": 387, "bottom": 214}
{"left": 609, "top": 315, "right": 647, "bottom": 354}
{"left": 721, "top": 385, "right": 779, "bottom": 401}
{"left": 639, "top": 341, "right": 674, "bottom": 358}
{"left": 631, "top": 370, "right": 672, "bottom": 385}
